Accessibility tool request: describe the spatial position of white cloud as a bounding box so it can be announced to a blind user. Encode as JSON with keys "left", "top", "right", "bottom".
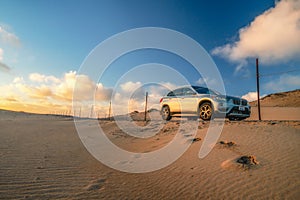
{"left": 0, "top": 25, "right": 21, "bottom": 47}
{"left": 29, "top": 73, "right": 47, "bottom": 82}
{"left": 13, "top": 77, "right": 23, "bottom": 83}
{"left": 46, "top": 76, "right": 61, "bottom": 83}
{"left": 196, "top": 77, "right": 207, "bottom": 85}
{"left": 233, "top": 61, "right": 250, "bottom": 76}
{"left": 264, "top": 74, "right": 300, "bottom": 92}
{"left": 57, "top": 71, "right": 94, "bottom": 101}
{"left": 95, "top": 83, "right": 112, "bottom": 101}
{"left": 29, "top": 73, "right": 60, "bottom": 83}
{"left": 212, "top": 0, "right": 300, "bottom": 66}
{"left": 120, "top": 81, "right": 142, "bottom": 93}
{"left": 242, "top": 92, "right": 259, "bottom": 102}
{"left": 29, "top": 73, "right": 45, "bottom": 83}
{"left": 28, "top": 85, "right": 53, "bottom": 100}
{"left": 196, "top": 77, "right": 218, "bottom": 87}
{"left": 160, "top": 82, "right": 178, "bottom": 91}
{"left": 242, "top": 91, "right": 267, "bottom": 102}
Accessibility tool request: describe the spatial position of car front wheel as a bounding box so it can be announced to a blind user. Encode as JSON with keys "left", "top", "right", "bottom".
{"left": 199, "top": 102, "right": 213, "bottom": 121}
{"left": 161, "top": 106, "right": 172, "bottom": 121}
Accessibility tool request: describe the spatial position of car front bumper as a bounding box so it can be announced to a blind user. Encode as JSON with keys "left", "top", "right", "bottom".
{"left": 226, "top": 106, "right": 251, "bottom": 118}
{"left": 214, "top": 102, "right": 251, "bottom": 119}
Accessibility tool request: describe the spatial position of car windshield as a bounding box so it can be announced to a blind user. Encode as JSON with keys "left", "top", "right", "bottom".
{"left": 192, "top": 86, "right": 221, "bottom": 95}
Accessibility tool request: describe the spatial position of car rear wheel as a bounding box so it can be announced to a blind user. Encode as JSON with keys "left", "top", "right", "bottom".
{"left": 161, "top": 106, "right": 172, "bottom": 121}
{"left": 199, "top": 102, "right": 213, "bottom": 121}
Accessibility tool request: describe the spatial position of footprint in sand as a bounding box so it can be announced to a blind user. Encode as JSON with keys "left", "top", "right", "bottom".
{"left": 189, "top": 137, "right": 201, "bottom": 143}
{"left": 181, "top": 133, "right": 201, "bottom": 144}
{"left": 218, "top": 140, "right": 243, "bottom": 155}
{"left": 84, "top": 178, "right": 106, "bottom": 191}
{"left": 183, "top": 134, "right": 193, "bottom": 138}
{"left": 219, "top": 140, "right": 236, "bottom": 147}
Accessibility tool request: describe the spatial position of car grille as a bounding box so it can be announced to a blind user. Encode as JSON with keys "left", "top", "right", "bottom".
{"left": 241, "top": 100, "right": 247, "bottom": 106}
{"left": 231, "top": 106, "right": 250, "bottom": 114}
{"left": 231, "top": 99, "right": 247, "bottom": 105}
{"left": 233, "top": 99, "right": 240, "bottom": 105}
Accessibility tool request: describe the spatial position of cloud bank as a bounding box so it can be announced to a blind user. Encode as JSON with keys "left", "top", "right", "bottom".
{"left": 242, "top": 73, "right": 300, "bottom": 101}
{"left": 242, "top": 92, "right": 259, "bottom": 102}
{"left": 0, "top": 71, "right": 114, "bottom": 114}
{"left": 264, "top": 74, "right": 300, "bottom": 92}
{"left": 212, "top": 0, "right": 300, "bottom": 67}
{"left": 0, "top": 71, "right": 176, "bottom": 116}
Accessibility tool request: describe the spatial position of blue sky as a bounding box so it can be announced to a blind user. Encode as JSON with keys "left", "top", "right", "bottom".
{"left": 0, "top": 0, "right": 300, "bottom": 114}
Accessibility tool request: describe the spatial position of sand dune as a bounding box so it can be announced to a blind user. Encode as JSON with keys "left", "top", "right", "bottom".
{"left": 247, "top": 90, "right": 300, "bottom": 121}
{"left": 251, "top": 89, "right": 300, "bottom": 107}
{"left": 0, "top": 108, "right": 299, "bottom": 199}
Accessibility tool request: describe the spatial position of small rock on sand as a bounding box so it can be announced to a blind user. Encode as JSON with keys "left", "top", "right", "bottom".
{"left": 236, "top": 155, "right": 259, "bottom": 167}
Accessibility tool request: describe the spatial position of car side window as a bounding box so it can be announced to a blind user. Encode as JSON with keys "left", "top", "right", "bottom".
{"left": 183, "top": 88, "right": 196, "bottom": 95}
{"left": 194, "top": 87, "right": 209, "bottom": 94}
{"left": 173, "top": 88, "right": 184, "bottom": 96}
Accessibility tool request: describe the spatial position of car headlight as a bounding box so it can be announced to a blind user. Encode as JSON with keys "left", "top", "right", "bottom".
{"left": 213, "top": 96, "right": 226, "bottom": 101}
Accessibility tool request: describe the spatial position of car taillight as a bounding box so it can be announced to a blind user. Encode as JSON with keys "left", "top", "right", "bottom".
{"left": 159, "top": 98, "right": 163, "bottom": 103}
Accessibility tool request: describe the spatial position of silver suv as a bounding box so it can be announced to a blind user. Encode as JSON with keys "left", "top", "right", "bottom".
{"left": 160, "top": 85, "right": 251, "bottom": 121}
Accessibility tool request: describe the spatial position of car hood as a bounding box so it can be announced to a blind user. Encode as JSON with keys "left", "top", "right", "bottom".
{"left": 225, "top": 95, "right": 241, "bottom": 101}
{"left": 217, "top": 95, "right": 247, "bottom": 102}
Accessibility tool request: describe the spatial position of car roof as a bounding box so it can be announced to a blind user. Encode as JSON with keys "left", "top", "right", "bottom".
{"left": 191, "top": 85, "right": 207, "bottom": 89}
{"left": 165, "top": 85, "right": 208, "bottom": 95}
{"left": 171, "top": 85, "right": 208, "bottom": 90}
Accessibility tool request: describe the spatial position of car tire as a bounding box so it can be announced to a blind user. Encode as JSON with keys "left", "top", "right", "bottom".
{"left": 199, "top": 102, "right": 213, "bottom": 121}
{"left": 161, "top": 106, "right": 172, "bottom": 121}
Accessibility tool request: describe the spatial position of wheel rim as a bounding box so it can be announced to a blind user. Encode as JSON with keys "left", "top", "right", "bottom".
{"left": 162, "top": 107, "right": 170, "bottom": 119}
{"left": 200, "top": 104, "right": 212, "bottom": 120}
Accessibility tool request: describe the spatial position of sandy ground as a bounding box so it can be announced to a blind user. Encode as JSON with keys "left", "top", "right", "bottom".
{"left": 0, "top": 109, "right": 299, "bottom": 200}
{"left": 249, "top": 107, "right": 300, "bottom": 121}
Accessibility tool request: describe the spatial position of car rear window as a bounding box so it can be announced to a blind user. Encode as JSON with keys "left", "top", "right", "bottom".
{"left": 167, "top": 91, "right": 175, "bottom": 96}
